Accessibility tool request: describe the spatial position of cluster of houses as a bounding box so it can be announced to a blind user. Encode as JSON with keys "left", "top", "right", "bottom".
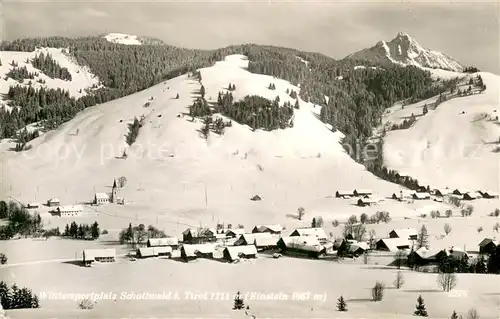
{"left": 336, "top": 187, "right": 498, "bottom": 207}
{"left": 44, "top": 198, "right": 84, "bottom": 217}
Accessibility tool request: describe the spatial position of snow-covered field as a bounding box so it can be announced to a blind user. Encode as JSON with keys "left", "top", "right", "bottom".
{"left": 0, "top": 48, "right": 101, "bottom": 112}
{"left": 103, "top": 33, "right": 142, "bottom": 45}
{"left": 383, "top": 71, "right": 500, "bottom": 191}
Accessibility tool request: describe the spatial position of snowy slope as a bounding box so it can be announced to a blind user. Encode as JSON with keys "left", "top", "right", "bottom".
{"left": 1, "top": 54, "right": 407, "bottom": 227}
{"left": 103, "top": 33, "right": 142, "bottom": 45}
{"left": 0, "top": 47, "right": 101, "bottom": 111}
{"left": 383, "top": 72, "right": 500, "bottom": 192}
{"left": 347, "top": 32, "right": 463, "bottom": 72}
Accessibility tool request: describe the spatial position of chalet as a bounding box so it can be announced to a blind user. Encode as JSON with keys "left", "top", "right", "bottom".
{"left": 254, "top": 235, "right": 279, "bottom": 251}
{"left": 479, "top": 191, "right": 499, "bottom": 199}
{"left": 376, "top": 238, "right": 411, "bottom": 252}
{"left": 26, "top": 203, "right": 39, "bottom": 209}
{"left": 137, "top": 247, "right": 157, "bottom": 258}
{"left": 147, "top": 237, "right": 179, "bottom": 249}
{"left": 433, "top": 188, "right": 451, "bottom": 197}
{"left": 348, "top": 242, "right": 369, "bottom": 256}
{"left": 223, "top": 245, "right": 258, "bottom": 262}
{"left": 408, "top": 247, "right": 447, "bottom": 266}
{"left": 225, "top": 228, "right": 246, "bottom": 239}
{"left": 389, "top": 228, "right": 418, "bottom": 241}
{"left": 83, "top": 248, "right": 115, "bottom": 266}
{"left": 47, "top": 198, "right": 60, "bottom": 207}
{"left": 182, "top": 228, "right": 216, "bottom": 244}
{"left": 447, "top": 247, "right": 468, "bottom": 260}
{"left": 336, "top": 190, "right": 353, "bottom": 198}
{"left": 290, "top": 228, "right": 327, "bottom": 244}
{"left": 415, "top": 185, "right": 428, "bottom": 193}
{"left": 412, "top": 193, "right": 430, "bottom": 200}
{"left": 462, "top": 192, "right": 482, "bottom": 200}
{"left": 277, "top": 236, "right": 326, "bottom": 259}
{"left": 357, "top": 198, "right": 377, "bottom": 207}
{"left": 478, "top": 238, "right": 497, "bottom": 254}
{"left": 452, "top": 189, "right": 470, "bottom": 196}
{"left": 353, "top": 189, "right": 372, "bottom": 197}
{"left": 56, "top": 205, "right": 83, "bottom": 217}
{"left": 234, "top": 233, "right": 272, "bottom": 245}
{"left": 94, "top": 193, "right": 110, "bottom": 205}
{"left": 391, "top": 191, "right": 412, "bottom": 200}
{"left": 180, "top": 244, "right": 216, "bottom": 262}
{"left": 251, "top": 224, "right": 283, "bottom": 235}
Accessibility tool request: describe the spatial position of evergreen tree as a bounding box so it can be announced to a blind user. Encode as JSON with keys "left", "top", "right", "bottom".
{"left": 0, "top": 201, "right": 8, "bottom": 219}
{"left": 200, "top": 85, "right": 205, "bottom": 98}
{"left": 294, "top": 99, "right": 300, "bottom": 109}
{"left": 423, "top": 104, "right": 428, "bottom": 115}
{"left": 416, "top": 225, "right": 429, "bottom": 249}
{"left": 414, "top": 295, "right": 428, "bottom": 317}
{"left": 336, "top": 295, "right": 347, "bottom": 311}
{"left": 311, "top": 218, "right": 316, "bottom": 228}
{"left": 233, "top": 291, "right": 244, "bottom": 310}
{"left": 450, "top": 310, "right": 458, "bottom": 319}
{"left": 91, "top": 221, "right": 100, "bottom": 240}
{"left": 0, "top": 281, "right": 11, "bottom": 309}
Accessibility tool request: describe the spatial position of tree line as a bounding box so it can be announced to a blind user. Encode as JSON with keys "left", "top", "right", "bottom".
{"left": 0, "top": 200, "right": 42, "bottom": 239}
{"left": 63, "top": 221, "right": 100, "bottom": 240}
{"left": 32, "top": 52, "right": 72, "bottom": 80}
{"left": 0, "top": 281, "right": 40, "bottom": 310}
{"left": 119, "top": 223, "right": 167, "bottom": 245}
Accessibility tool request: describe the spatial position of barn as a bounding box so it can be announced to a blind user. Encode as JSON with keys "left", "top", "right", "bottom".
{"left": 251, "top": 225, "right": 283, "bottom": 235}
{"left": 478, "top": 238, "right": 497, "bottom": 254}
{"left": 223, "top": 245, "right": 258, "bottom": 262}
{"left": 56, "top": 205, "right": 83, "bottom": 217}
{"left": 180, "top": 244, "right": 216, "bottom": 262}
{"left": 277, "top": 236, "right": 326, "bottom": 259}
{"left": 462, "top": 192, "right": 482, "bottom": 200}
{"left": 479, "top": 191, "right": 499, "bottom": 199}
{"left": 182, "top": 228, "right": 216, "bottom": 244}
{"left": 348, "top": 242, "right": 370, "bottom": 256}
{"left": 353, "top": 189, "right": 372, "bottom": 197}
{"left": 290, "top": 228, "right": 327, "bottom": 244}
{"left": 225, "top": 228, "right": 246, "bottom": 239}
{"left": 47, "top": 198, "right": 60, "bottom": 207}
{"left": 408, "top": 247, "right": 447, "bottom": 266}
{"left": 335, "top": 190, "right": 353, "bottom": 198}
{"left": 147, "top": 237, "right": 179, "bottom": 249}
{"left": 412, "top": 193, "right": 430, "bottom": 200}
{"left": 357, "top": 198, "right": 377, "bottom": 207}
{"left": 389, "top": 228, "right": 418, "bottom": 241}
{"left": 376, "top": 238, "right": 411, "bottom": 252}
{"left": 83, "top": 248, "right": 116, "bottom": 266}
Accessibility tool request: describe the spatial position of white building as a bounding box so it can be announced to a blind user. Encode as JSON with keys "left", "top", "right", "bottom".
{"left": 94, "top": 193, "right": 110, "bottom": 205}
{"left": 56, "top": 205, "right": 83, "bottom": 217}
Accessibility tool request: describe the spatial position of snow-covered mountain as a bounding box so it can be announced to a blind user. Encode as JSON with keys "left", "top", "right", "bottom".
{"left": 347, "top": 32, "right": 464, "bottom": 72}
{"left": 103, "top": 33, "right": 142, "bottom": 45}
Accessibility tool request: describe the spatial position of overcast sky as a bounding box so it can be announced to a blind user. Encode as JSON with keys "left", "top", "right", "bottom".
{"left": 2, "top": 0, "right": 499, "bottom": 73}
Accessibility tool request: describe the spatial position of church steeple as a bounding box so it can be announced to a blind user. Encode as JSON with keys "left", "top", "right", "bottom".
{"left": 113, "top": 179, "right": 117, "bottom": 189}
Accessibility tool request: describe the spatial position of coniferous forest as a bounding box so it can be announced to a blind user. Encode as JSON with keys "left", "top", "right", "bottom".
{"left": 32, "top": 52, "right": 72, "bottom": 80}
{"left": 0, "top": 37, "right": 439, "bottom": 147}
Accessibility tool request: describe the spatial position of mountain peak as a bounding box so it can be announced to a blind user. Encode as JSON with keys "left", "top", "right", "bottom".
{"left": 346, "top": 33, "right": 463, "bottom": 72}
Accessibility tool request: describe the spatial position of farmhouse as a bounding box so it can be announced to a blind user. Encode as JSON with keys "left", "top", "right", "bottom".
{"left": 234, "top": 233, "right": 273, "bottom": 245}
{"left": 335, "top": 190, "right": 353, "bottom": 198}
{"left": 56, "top": 205, "right": 83, "bottom": 217}
{"left": 251, "top": 224, "right": 283, "bottom": 235}
{"left": 408, "top": 247, "right": 447, "bottom": 266}
{"left": 180, "top": 244, "right": 216, "bottom": 262}
{"left": 225, "top": 228, "right": 246, "bottom": 238}
{"left": 357, "top": 198, "right": 377, "bottom": 207}
{"left": 94, "top": 192, "right": 110, "bottom": 205}
{"left": 462, "top": 192, "right": 482, "bottom": 200}
{"left": 223, "top": 245, "right": 258, "bottom": 262}
{"left": 277, "top": 236, "right": 326, "bottom": 259}
{"left": 447, "top": 247, "right": 468, "bottom": 260}
{"left": 348, "top": 242, "right": 370, "bottom": 256}
{"left": 137, "top": 246, "right": 173, "bottom": 258}
{"left": 290, "top": 227, "right": 327, "bottom": 244}
{"left": 389, "top": 228, "right": 418, "bottom": 241}
{"left": 415, "top": 184, "right": 428, "bottom": 193}
{"left": 412, "top": 192, "right": 430, "bottom": 200}
{"left": 353, "top": 189, "right": 372, "bottom": 197}
{"left": 182, "top": 228, "right": 216, "bottom": 244}
{"left": 479, "top": 191, "right": 499, "bottom": 199}
{"left": 478, "top": 238, "right": 497, "bottom": 254}
{"left": 376, "top": 238, "right": 411, "bottom": 252}
{"left": 254, "top": 235, "right": 279, "bottom": 251}
{"left": 26, "top": 203, "right": 39, "bottom": 209}
{"left": 83, "top": 248, "right": 116, "bottom": 266}
{"left": 47, "top": 198, "right": 60, "bottom": 207}
{"left": 147, "top": 237, "right": 179, "bottom": 249}
{"left": 433, "top": 188, "right": 451, "bottom": 197}
{"left": 452, "top": 189, "right": 470, "bottom": 196}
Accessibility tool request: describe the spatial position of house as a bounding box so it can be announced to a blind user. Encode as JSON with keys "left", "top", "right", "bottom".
{"left": 94, "top": 193, "right": 110, "bottom": 205}
{"left": 462, "top": 192, "right": 482, "bottom": 200}
{"left": 47, "top": 198, "right": 60, "bottom": 207}
{"left": 389, "top": 228, "right": 418, "bottom": 241}
{"left": 182, "top": 228, "right": 216, "bottom": 244}
{"left": 353, "top": 189, "right": 372, "bottom": 197}
{"left": 479, "top": 191, "right": 499, "bottom": 199}
{"left": 254, "top": 235, "right": 279, "bottom": 251}
{"left": 225, "top": 228, "right": 246, "bottom": 239}
{"left": 376, "top": 238, "right": 411, "bottom": 252}
{"left": 357, "top": 198, "right": 377, "bottom": 207}
{"left": 180, "top": 244, "right": 216, "bottom": 262}
{"left": 412, "top": 193, "right": 430, "bottom": 200}
{"left": 277, "top": 236, "right": 326, "bottom": 259}
{"left": 408, "top": 247, "right": 447, "bottom": 266}
{"left": 452, "top": 189, "right": 470, "bottom": 196}
{"left": 478, "top": 238, "right": 497, "bottom": 254}
{"left": 447, "top": 247, "right": 468, "bottom": 260}
{"left": 83, "top": 248, "right": 115, "bottom": 266}
{"left": 336, "top": 190, "right": 353, "bottom": 198}
{"left": 433, "top": 188, "right": 451, "bottom": 197}
{"left": 137, "top": 247, "right": 157, "bottom": 258}
{"left": 348, "top": 242, "right": 370, "bottom": 256}
{"left": 56, "top": 205, "right": 83, "bottom": 217}
{"left": 26, "top": 203, "right": 39, "bottom": 209}
{"left": 250, "top": 195, "right": 262, "bottom": 201}
{"left": 153, "top": 246, "right": 173, "bottom": 257}
{"left": 147, "top": 237, "right": 179, "bottom": 249}
{"left": 251, "top": 224, "right": 283, "bottom": 235}
{"left": 223, "top": 245, "right": 258, "bottom": 262}
{"left": 415, "top": 185, "right": 428, "bottom": 193}
{"left": 290, "top": 228, "right": 327, "bottom": 244}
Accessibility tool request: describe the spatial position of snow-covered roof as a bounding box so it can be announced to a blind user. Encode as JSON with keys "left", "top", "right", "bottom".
{"left": 181, "top": 244, "right": 216, "bottom": 257}
{"left": 48, "top": 198, "right": 60, "bottom": 202}
{"left": 336, "top": 190, "right": 353, "bottom": 196}
{"left": 236, "top": 233, "right": 273, "bottom": 245}
{"left": 153, "top": 246, "right": 173, "bottom": 255}
{"left": 83, "top": 248, "right": 115, "bottom": 261}
{"left": 354, "top": 189, "right": 372, "bottom": 195}
{"left": 138, "top": 247, "right": 157, "bottom": 257}
{"left": 225, "top": 228, "right": 246, "bottom": 236}
{"left": 464, "top": 192, "right": 482, "bottom": 199}
{"left": 224, "top": 245, "right": 258, "bottom": 261}
{"left": 95, "top": 192, "right": 109, "bottom": 199}
{"left": 57, "top": 205, "right": 83, "bottom": 212}
{"left": 357, "top": 197, "right": 378, "bottom": 204}
{"left": 349, "top": 241, "right": 370, "bottom": 253}
{"left": 254, "top": 235, "right": 279, "bottom": 247}
{"left": 253, "top": 224, "right": 283, "bottom": 233}
{"left": 412, "top": 192, "right": 430, "bottom": 199}
{"left": 413, "top": 247, "right": 444, "bottom": 259}
{"left": 182, "top": 228, "right": 216, "bottom": 237}
{"left": 390, "top": 228, "right": 418, "bottom": 239}
{"left": 291, "top": 228, "right": 327, "bottom": 239}
{"left": 377, "top": 238, "right": 410, "bottom": 252}
{"left": 147, "top": 237, "right": 178, "bottom": 247}
{"left": 279, "top": 236, "right": 325, "bottom": 252}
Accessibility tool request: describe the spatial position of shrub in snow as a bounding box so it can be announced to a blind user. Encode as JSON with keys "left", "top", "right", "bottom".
{"left": 336, "top": 295, "right": 347, "bottom": 311}
{"left": 371, "top": 281, "right": 384, "bottom": 302}
{"left": 78, "top": 298, "right": 95, "bottom": 310}
{"left": 414, "top": 295, "right": 428, "bottom": 317}
{"left": 233, "top": 291, "right": 244, "bottom": 310}
{"left": 437, "top": 272, "right": 457, "bottom": 292}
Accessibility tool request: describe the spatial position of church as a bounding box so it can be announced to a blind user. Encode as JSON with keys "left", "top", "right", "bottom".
{"left": 94, "top": 179, "right": 124, "bottom": 205}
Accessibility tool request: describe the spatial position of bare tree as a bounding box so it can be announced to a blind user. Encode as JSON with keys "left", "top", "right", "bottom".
{"left": 437, "top": 272, "right": 457, "bottom": 292}
{"left": 343, "top": 221, "right": 366, "bottom": 241}
{"left": 118, "top": 176, "right": 127, "bottom": 188}
{"left": 444, "top": 223, "right": 452, "bottom": 235}
{"left": 347, "top": 214, "right": 358, "bottom": 224}
{"left": 394, "top": 250, "right": 407, "bottom": 269}
{"left": 393, "top": 271, "right": 405, "bottom": 289}
{"left": 445, "top": 209, "right": 453, "bottom": 218}
{"left": 315, "top": 216, "right": 324, "bottom": 227}
{"left": 372, "top": 281, "right": 385, "bottom": 301}
{"left": 332, "top": 220, "right": 339, "bottom": 227}
{"left": 494, "top": 222, "right": 500, "bottom": 233}
{"left": 297, "top": 207, "right": 305, "bottom": 220}
{"left": 368, "top": 229, "right": 376, "bottom": 249}
{"left": 467, "top": 308, "right": 479, "bottom": 319}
